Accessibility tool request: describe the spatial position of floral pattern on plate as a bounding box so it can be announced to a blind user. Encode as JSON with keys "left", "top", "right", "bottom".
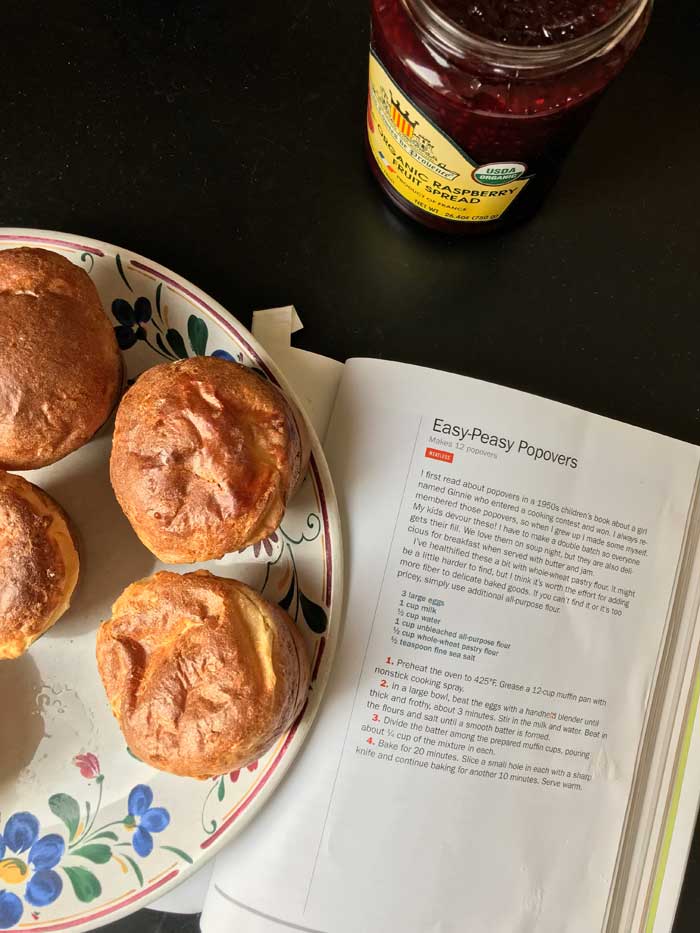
{"left": 0, "top": 229, "right": 341, "bottom": 933}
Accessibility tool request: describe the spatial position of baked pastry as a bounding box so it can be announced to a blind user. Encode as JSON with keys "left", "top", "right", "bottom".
{"left": 0, "top": 247, "right": 123, "bottom": 470}
{"left": 110, "top": 356, "right": 309, "bottom": 563}
{"left": 0, "top": 471, "right": 80, "bottom": 660}
{"left": 96, "top": 570, "right": 310, "bottom": 778}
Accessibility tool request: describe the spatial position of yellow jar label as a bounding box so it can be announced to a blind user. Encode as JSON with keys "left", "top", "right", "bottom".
{"left": 367, "top": 51, "right": 530, "bottom": 223}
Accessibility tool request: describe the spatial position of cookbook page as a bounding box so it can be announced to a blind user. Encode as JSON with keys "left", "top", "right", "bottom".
{"left": 203, "top": 358, "right": 699, "bottom": 933}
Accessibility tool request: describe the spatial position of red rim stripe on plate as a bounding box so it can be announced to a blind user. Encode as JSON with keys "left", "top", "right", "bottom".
{"left": 309, "top": 457, "right": 332, "bottom": 607}
{"left": 200, "top": 706, "right": 306, "bottom": 850}
{"left": 17, "top": 870, "right": 179, "bottom": 932}
{"left": 0, "top": 235, "right": 104, "bottom": 255}
{"left": 129, "top": 259, "right": 274, "bottom": 380}
{"left": 312, "top": 636, "right": 326, "bottom": 683}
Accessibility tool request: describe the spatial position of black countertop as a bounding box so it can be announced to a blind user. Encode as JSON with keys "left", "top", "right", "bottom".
{"left": 3, "top": 1, "right": 700, "bottom": 930}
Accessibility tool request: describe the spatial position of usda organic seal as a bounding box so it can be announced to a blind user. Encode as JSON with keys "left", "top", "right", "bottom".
{"left": 472, "top": 162, "right": 527, "bottom": 185}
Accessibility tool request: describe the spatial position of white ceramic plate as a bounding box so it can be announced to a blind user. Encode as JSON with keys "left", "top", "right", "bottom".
{"left": 0, "top": 230, "right": 342, "bottom": 932}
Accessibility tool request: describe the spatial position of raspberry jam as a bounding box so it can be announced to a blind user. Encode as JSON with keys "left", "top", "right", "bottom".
{"left": 367, "top": 0, "right": 652, "bottom": 232}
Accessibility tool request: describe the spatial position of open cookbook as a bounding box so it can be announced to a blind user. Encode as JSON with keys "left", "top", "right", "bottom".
{"left": 195, "top": 312, "right": 700, "bottom": 933}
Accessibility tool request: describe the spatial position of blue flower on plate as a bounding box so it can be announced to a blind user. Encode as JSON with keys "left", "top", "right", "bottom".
{"left": 112, "top": 296, "right": 152, "bottom": 350}
{"left": 0, "top": 812, "right": 64, "bottom": 928}
{"left": 210, "top": 349, "right": 237, "bottom": 362}
{"left": 124, "top": 786, "right": 170, "bottom": 857}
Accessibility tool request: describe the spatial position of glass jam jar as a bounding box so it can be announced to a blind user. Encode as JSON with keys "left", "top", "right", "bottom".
{"left": 367, "top": 0, "right": 653, "bottom": 233}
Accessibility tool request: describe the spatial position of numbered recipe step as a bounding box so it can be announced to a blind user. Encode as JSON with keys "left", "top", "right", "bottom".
{"left": 356, "top": 656, "right": 609, "bottom": 792}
